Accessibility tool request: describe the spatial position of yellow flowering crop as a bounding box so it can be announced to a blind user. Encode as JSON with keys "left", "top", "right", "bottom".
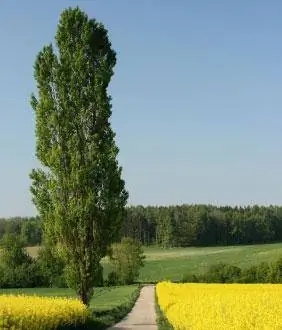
{"left": 156, "top": 281, "right": 282, "bottom": 330}
{"left": 0, "top": 295, "right": 88, "bottom": 329}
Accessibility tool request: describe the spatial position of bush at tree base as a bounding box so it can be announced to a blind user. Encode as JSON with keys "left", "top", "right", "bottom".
{"left": 108, "top": 237, "right": 145, "bottom": 285}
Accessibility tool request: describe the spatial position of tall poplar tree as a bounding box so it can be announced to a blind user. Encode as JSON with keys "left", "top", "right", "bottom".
{"left": 30, "top": 7, "right": 128, "bottom": 305}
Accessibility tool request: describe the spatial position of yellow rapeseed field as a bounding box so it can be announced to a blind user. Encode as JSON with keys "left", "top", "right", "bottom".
{"left": 0, "top": 295, "right": 88, "bottom": 329}
{"left": 156, "top": 281, "right": 282, "bottom": 330}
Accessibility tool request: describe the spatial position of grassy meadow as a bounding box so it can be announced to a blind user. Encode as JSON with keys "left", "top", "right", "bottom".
{"left": 27, "top": 242, "right": 282, "bottom": 283}
{"left": 137, "top": 243, "right": 282, "bottom": 282}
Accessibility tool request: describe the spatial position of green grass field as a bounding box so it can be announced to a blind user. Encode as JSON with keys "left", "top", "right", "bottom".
{"left": 0, "top": 285, "right": 140, "bottom": 329}
{"left": 27, "top": 242, "right": 282, "bottom": 282}
{"left": 115, "top": 242, "right": 282, "bottom": 282}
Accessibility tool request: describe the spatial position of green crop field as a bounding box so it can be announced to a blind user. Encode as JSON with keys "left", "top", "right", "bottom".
{"left": 27, "top": 242, "right": 282, "bottom": 283}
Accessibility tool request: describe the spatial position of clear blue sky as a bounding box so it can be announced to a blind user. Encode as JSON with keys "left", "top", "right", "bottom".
{"left": 1, "top": 0, "right": 282, "bottom": 217}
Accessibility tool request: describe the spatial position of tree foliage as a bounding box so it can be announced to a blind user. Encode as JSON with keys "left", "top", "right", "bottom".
{"left": 0, "top": 234, "right": 32, "bottom": 268}
{"left": 30, "top": 7, "right": 128, "bottom": 305}
{"left": 4, "top": 205, "right": 282, "bottom": 249}
{"left": 0, "top": 234, "right": 42, "bottom": 288}
{"left": 123, "top": 204, "right": 282, "bottom": 247}
{"left": 0, "top": 218, "right": 41, "bottom": 246}
{"left": 36, "top": 245, "right": 66, "bottom": 287}
{"left": 181, "top": 258, "right": 282, "bottom": 284}
{"left": 20, "top": 218, "right": 42, "bottom": 246}
{"left": 108, "top": 237, "right": 145, "bottom": 285}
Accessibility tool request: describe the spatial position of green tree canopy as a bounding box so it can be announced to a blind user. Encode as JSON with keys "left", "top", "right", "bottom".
{"left": 109, "top": 237, "right": 145, "bottom": 285}
{"left": 30, "top": 7, "right": 128, "bottom": 305}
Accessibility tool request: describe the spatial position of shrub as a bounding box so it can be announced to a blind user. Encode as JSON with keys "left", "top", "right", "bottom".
{"left": 36, "top": 245, "right": 67, "bottom": 287}
{"left": 187, "top": 261, "right": 272, "bottom": 284}
{"left": 202, "top": 263, "right": 227, "bottom": 283}
{"left": 0, "top": 234, "right": 33, "bottom": 267}
{"left": 106, "top": 271, "right": 119, "bottom": 286}
{"left": 201, "top": 263, "right": 242, "bottom": 283}
{"left": 222, "top": 264, "right": 242, "bottom": 283}
{"left": 0, "top": 234, "right": 44, "bottom": 288}
{"left": 268, "top": 257, "right": 282, "bottom": 283}
{"left": 108, "top": 237, "right": 145, "bottom": 285}
{"left": 256, "top": 262, "right": 270, "bottom": 283}
{"left": 182, "top": 257, "right": 282, "bottom": 285}
{"left": 239, "top": 265, "right": 257, "bottom": 283}
{"left": 181, "top": 274, "right": 199, "bottom": 283}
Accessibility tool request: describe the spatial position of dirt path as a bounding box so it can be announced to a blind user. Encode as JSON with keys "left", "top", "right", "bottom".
{"left": 107, "top": 285, "right": 157, "bottom": 330}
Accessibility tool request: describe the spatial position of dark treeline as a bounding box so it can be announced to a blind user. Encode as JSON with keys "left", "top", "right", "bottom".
{"left": 123, "top": 204, "right": 282, "bottom": 247}
{"left": 2, "top": 204, "right": 282, "bottom": 247}
{"left": 0, "top": 217, "right": 42, "bottom": 246}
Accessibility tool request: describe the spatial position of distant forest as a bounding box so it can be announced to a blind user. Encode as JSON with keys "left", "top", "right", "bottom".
{"left": 1, "top": 205, "right": 282, "bottom": 247}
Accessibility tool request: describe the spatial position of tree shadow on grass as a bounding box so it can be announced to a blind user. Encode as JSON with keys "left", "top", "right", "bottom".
{"left": 57, "top": 318, "right": 108, "bottom": 330}
{"left": 58, "top": 305, "right": 133, "bottom": 330}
